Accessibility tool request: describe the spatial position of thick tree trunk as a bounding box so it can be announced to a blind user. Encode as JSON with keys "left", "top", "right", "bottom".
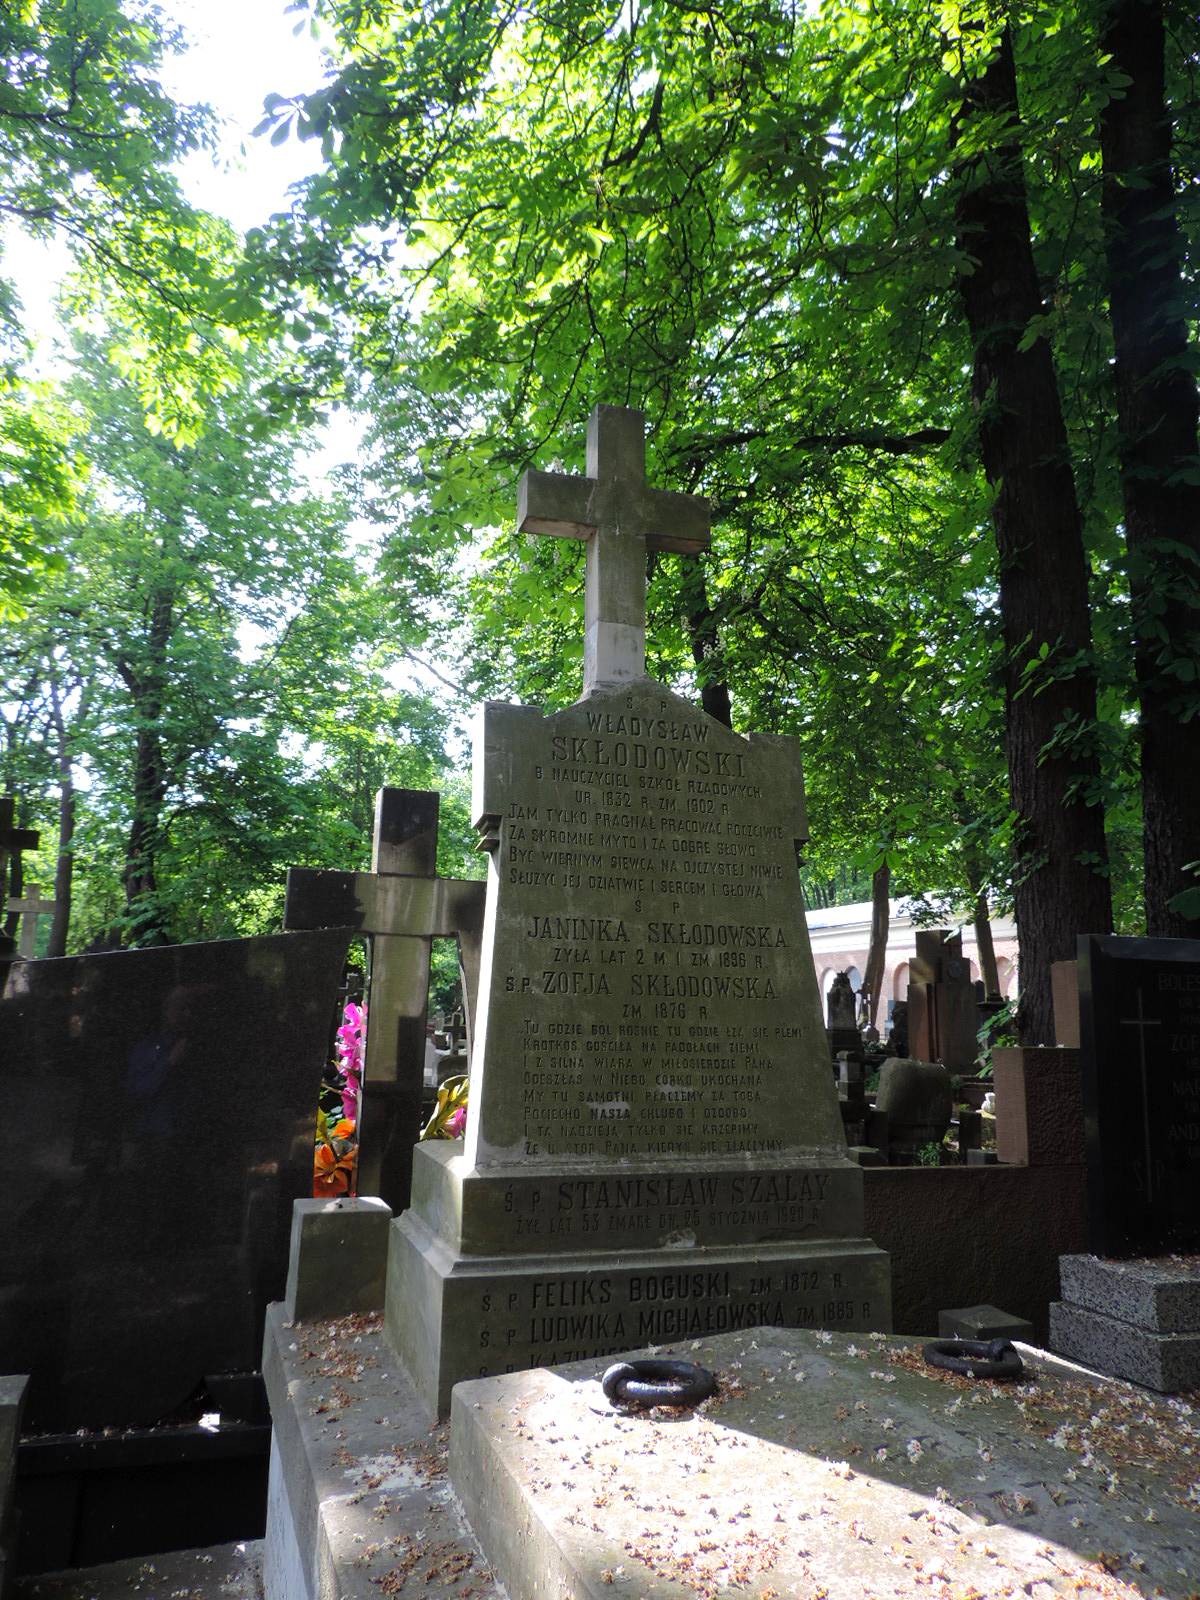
{"left": 862, "top": 860, "right": 890, "bottom": 1029}
{"left": 47, "top": 780, "right": 74, "bottom": 959}
{"left": 1099, "top": 0, "right": 1200, "bottom": 936}
{"left": 973, "top": 891, "right": 1000, "bottom": 999}
{"left": 951, "top": 27, "right": 1112, "bottom": 1045}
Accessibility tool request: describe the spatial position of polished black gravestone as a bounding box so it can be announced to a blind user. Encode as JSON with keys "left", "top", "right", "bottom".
{"left": 1078, "top": 934, "right": 1200, "bottom": 1257}
{"left": 0, "top": 930, "right": 351, "bottom": 1430}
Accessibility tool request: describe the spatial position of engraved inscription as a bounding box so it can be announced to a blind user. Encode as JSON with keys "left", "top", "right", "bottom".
{"left": 470, "top": 683, "right": 840, "bottom": 1164}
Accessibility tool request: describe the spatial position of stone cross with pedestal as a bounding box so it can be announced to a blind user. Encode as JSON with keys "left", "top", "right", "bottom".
{"left": 7, "top": 885, "right": 58, "bottom": 959}
{"left": 283, "top": 787, "right": 485, "bottom": 1210}
{"left": 386, "top": 405, "right": 891, "bottom": 1416}
{"left": 1, "top": 798, "right": 40, "bottom": 973}
{"left": 517, "top": 404, "right": 711, "bottom": 693}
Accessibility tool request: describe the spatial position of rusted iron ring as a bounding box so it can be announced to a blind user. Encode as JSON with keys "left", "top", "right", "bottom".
{"left": 601, "top": 1358, "right": 717, "bottom": 1409}
{"left": 922, "top": 1337, "right": 1024, "bottom": 1381}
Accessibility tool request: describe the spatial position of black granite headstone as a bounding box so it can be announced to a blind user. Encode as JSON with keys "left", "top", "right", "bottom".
{"left": 0, "top": 929, "right": 351, "bottom": 1429}
{"left": 1078, "top": 934, "right": 1200, "bottom": 1257}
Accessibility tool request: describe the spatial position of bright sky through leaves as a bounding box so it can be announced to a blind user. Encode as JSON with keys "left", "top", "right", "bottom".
{"left": 4, "top": 0, "right": 327, "bottom": 360}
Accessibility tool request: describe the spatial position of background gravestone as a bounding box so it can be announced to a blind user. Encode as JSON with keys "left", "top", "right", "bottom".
{"left": 1077, "top": 933, "right": 1200, "bottom": 1257}
{"left": 907, "top": 930, "right": 977, "bottom": 1071}
{"left": 0, "top": 929, "right": 350, "bottom": 1429}
{"left": 283, "top": 786, "right": 485, "bottom": 1210}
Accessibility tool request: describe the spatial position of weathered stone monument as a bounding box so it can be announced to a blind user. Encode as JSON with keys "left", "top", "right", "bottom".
{"left": 907, "top": 928, "right": 977, "bottom": 1071}
{"left": 826, "top": 969, "right": 860, "bottom": 1054}
{"left": 387, "top": 406, "right": 890, "bottom": 1414}
{"left": 0, "top": 797, "right": 38, "bottom": 974}
{"left": 284, "top": 787, "right": 486, "bottom": 1209}
{"left": 6, "top": 883, "right": 57, "bottom": 959}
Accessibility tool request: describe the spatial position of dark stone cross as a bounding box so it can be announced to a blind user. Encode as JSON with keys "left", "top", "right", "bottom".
{"left": 0, "top": 797, "right": 39, "bottom": 975}
{"left": 518, "top": 405, "right": 710, "bottom": 692}
{"left": 284, "top": 788, "right": 485, "bottom": 1209}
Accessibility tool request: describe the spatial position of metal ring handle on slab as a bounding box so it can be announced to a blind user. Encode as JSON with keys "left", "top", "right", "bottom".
{"left": 601, "top": 1359, "right": 718, "bottom": 1409}
{"left": 922, "top": 1337, "right": 1024, "bottom": 1382}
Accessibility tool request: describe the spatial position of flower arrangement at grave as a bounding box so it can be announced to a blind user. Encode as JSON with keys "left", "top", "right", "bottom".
{"left": 313, "top": 1000, "right": 365, "bottom": 1197}
{"left": 420, "top": 1074, "right": 467, "bottom": 1140}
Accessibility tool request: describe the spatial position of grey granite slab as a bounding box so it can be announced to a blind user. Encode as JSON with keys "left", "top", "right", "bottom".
{"left": 1049, "top": 1298, "right": 1200, "bottom": 1393}
{"left": 284, "top": 1200, "right": 392, "bottom": 1325}
{"left": 1058, "top": 1252, "right": 1200, "bottom": 1333}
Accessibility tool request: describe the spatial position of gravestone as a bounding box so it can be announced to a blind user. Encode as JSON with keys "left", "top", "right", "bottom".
{"left": 387, "top": 405, "right": 890, "bottom": 1416}
{"left": 1048, "top": 935, "right": 1200, "bottom": 1392}
{"left": 7, "top": 883, "right": 57, "bottom": 958}
{"left": 0, "top": 929, "right": 350, "bottom": 1428}
{"left": 907, "top": 929, "right": 976, "bottom": 1071}
{"left": 283, "top": 787, "right": 486, "bottom": 1209}
{"left": 0, "top": 798, "right": 38, "bottom": 974}
{"left": 826, "top": 970, "right": 860, "bottom": 1054}
{"left": 1076, "top": 933, "right": 1200, "bottom": 1257}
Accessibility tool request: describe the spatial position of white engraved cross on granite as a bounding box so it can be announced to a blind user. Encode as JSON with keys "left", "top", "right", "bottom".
{"left": 517, "top": 404, "right": 710, "bottom": 692}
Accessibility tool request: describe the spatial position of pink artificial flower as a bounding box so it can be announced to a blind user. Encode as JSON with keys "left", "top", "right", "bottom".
{"left": 341, "top": 1075, "right": 361, "bottom": 1123}
{"left": 335, "top": 1001, "right": 367, "bottom": 1120}
{"left": 446, "top": 1106, "right": 467, "bottom": 1137}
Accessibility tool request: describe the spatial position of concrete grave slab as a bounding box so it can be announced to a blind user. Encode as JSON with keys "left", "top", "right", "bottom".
{"left": 451, "top": 1327, "right": 1200, "bottom": 1600}
{"left": 1, "top": 1375, "right": 28, "bottom": 1600}
{"left": 260, "top": 1306, "right": 500, "bottom": 1600}
{"left": 13, "top": 1541, "right": 262, "bottom": 1600}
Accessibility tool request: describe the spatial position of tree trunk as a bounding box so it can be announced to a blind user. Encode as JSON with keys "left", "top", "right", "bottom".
{"left": 951, "top": 26, "right": 1113, "bottom": 1045}
{"left": 119, "top": 585, "right": 174, "bottom": 946}
{"left": 973, "top": 891, "right": 1001, "bottom": 999}
{"left": 862, "top": 860, "right": 890, "bottom": 1029}
{"left": 1098, "top": 0, "right": 1200, "bottom": 936}
{"left": 45, "top": 672, "right": 74, "bottom": 958}
{"left": 47, "top": 781, "right": 74, "bottom": 959}
{"left": 681, "top": 563, "right": 733, "bottom": 728}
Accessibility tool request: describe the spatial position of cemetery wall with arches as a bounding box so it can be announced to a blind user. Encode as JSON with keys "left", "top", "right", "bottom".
{"left": 807, "top": 899, "right": 1019, "bottom": 1017}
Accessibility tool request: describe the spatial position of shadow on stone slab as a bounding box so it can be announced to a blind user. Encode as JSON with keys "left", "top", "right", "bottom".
{"left": 450, "top": 1327, "right": 1200, "bottom": 1600}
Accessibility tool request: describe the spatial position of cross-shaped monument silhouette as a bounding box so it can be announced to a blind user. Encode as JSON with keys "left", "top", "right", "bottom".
{"left": 284, "top": 788, "right": 485, "bottom": 1210}
{"left": 8, "top": 885, "right": 58, "bottom": 959}
{"left": 517, "top": 405, "right": 710, "bottom": 692}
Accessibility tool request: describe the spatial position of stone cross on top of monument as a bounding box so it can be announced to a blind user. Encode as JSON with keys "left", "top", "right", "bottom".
{"left": 517, "top": 404, "right": 710, "bottom": 693}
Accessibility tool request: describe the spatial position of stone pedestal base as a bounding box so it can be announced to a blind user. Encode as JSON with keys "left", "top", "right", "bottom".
{"left": 1050, "top": 1253, "right": 1200, "bottom": 1393}
{"left": 388, "top": 1210, "right": 890, "bottom": 1417}
{"left": 1049, "top": 1301, "right": 1200, "bottom": 1393}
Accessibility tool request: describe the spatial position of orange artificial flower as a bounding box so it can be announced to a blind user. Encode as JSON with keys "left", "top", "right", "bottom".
{"left": 313, "top": 1140, "right": 357, "bottom": 1198}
